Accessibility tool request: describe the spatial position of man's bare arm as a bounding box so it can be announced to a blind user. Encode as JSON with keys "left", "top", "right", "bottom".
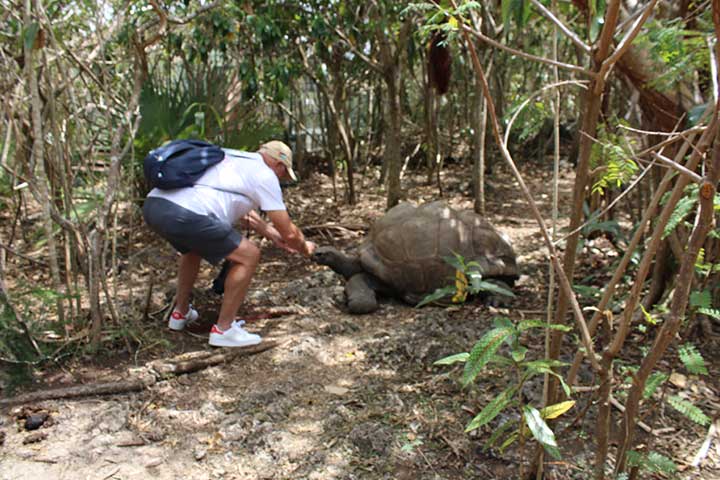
{"left": 266, "top": 210, "right": 315, "bottom": 256}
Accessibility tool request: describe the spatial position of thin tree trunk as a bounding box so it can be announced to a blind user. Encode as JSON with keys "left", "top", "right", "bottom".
{"left": 384, "top": 67, "right": 403, "bottom": 209}
{"left": 616, "top": 135, "right": 720, "bottom": 474}
{"left": 546, "top": 0, "right": 624, "bottom": 406}
{"left": 25, "top": 0, "right": 65, "bottom": 326}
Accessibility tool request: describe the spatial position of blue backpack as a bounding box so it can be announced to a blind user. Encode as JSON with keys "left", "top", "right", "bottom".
{"left": 143, "top": 139, "right": 224, "bottom": 189}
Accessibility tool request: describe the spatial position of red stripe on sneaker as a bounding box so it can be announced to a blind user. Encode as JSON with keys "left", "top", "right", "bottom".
{"left": 171, "top": 311, "right": 184, "bottom": 320}
{"left": 210, "top": 325, "right": 224, "bottom": 334}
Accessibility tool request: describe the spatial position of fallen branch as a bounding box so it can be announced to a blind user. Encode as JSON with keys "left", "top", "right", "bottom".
{"left": 692, "top": 418, "right": 719, "bottom": 467}
{"left": 0, "top": 341, "right": 277, "bottom": 407}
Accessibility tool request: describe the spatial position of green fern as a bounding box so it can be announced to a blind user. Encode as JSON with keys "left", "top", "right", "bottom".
{"left": 699, "top": 308, "right": 720, "bottom": 320}
{"left": 690, "top": 290, "right": 712, "bottom": 309}
{"left": 628, "top": 450, "right": 678, "bottom": 475}
{"left": 635, "top": 18, "right": 709, "bottom": 92}
{"left": 591, "top": 125, "right": 639, "bottom": 195}
{"left": 678, "top": 343, "right": 708, "bottom": 375}
{"left": 643, "top": 372, "right": 668, "bottom": 399}
{"left": 663, "top": 193, "right": 697, "bottom": 239}
{"left": 667, "top": 395, "right": 710, "bottom": 426}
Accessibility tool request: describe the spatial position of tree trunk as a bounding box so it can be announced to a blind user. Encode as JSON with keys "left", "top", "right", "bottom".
{"left": 546, "top": 0, "right": 623, "bottom": 407}
{"left": 384, "top": 66, "right": 403, "bottom": 209}
{"left": 24, "top": 0, "right": 65, "bottom": 326}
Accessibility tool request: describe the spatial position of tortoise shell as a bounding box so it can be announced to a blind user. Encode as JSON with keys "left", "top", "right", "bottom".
{"left": 357, "top": 201, "right": 518, "bottom": 297}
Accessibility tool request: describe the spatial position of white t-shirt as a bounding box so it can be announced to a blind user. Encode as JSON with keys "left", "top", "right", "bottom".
{"left": 147, "top": 149, "right": 286, "bottom": 225}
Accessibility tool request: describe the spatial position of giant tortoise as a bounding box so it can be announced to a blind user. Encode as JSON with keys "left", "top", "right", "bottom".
{"left": 313, "top": 201, "right": 519, "bottom": 314}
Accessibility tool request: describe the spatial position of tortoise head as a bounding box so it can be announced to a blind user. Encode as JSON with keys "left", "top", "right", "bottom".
{"left": 313, "top": 246, "right": 344, "bottom": 267}
{"left": 313, "top": 246, "right": 363, "bottom": 279}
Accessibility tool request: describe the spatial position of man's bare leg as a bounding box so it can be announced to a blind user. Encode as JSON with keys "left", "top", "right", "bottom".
{"left": 217, "top": 239, "right": 260, "bottom": 330}
{"left": 175, "top": 252, "right": 201, "bottom": 314}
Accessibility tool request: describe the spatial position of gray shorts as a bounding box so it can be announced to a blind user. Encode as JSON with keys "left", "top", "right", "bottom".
{"left": 143, "top": 197, "right": 242, "bottom": 264}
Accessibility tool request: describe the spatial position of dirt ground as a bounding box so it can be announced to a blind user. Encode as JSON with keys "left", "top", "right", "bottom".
{"left": 1, "top": 160, "right": 718, "bottom": 479}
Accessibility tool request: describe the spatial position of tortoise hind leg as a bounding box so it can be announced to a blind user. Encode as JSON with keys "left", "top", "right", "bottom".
{"left": 346, "top": 273, "right": 379, "bottom": 314}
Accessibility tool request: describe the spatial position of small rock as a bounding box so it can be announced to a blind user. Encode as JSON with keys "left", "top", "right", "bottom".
{"left": 670, "top": 372, "right": 687, "bottom": 389}
{"left": 145, "top": 429, "right": 166, "bottom": 442}
{"left": 25, "top": 413, "right": 49, "bottom": 431}
{"left": 145, "top": 457, "right": 163, "bottom": 468}
{"left": 324, "top": 385, "right": 349, "bottom": 396}
{"left": 193, "top": 446, "right": 207, "bottom": 461}
{"left": 0, "top": 430, "right": 5, "bottom": 445}
{"left": 22, "top": 431, "right": 47, "bottom": 444}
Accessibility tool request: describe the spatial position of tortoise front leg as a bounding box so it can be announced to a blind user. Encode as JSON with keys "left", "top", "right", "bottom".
{"left": 345, "top": 273, "right": 379, "bottom": 314}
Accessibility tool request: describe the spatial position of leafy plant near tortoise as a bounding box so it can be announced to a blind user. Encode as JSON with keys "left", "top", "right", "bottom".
{"left": 434, "top": 317, "right": 574, "bottom": 464}
{"left": 416, "top": 252, "right": 515, "bottom": 307}
{"left": 615, "top": 316, "right": 712, "bottom": 478}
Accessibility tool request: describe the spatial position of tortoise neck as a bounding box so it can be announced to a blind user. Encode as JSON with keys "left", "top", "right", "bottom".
{"left": 333, "top": 252, "right": 363, "bottom": 279}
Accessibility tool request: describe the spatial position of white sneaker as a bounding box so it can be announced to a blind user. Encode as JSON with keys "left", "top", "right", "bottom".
{"left": 168, "top": 306, "right": 199, "bottom": 331}
{"left": 208, "top": 321, "right": 262, "bottom": 347}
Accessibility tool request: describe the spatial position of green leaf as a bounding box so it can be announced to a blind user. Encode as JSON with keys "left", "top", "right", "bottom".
{"left": 643, "top": 372, "right": 668, "bottom": 399}
{"left": 465, "top": 386, "right": 516, "bottom": 432}
{"left": 489, "top": 354, "right": 514, "bottom": 367}
{"left": 493, "top": 317, "right": 514, "bottom": 329}
{"left": 24, "top": 22, "right": 39, "bottom": 52}
{"left": 511, "top": 345, "right": 528, "bottom": 363}
{"left": 690, "top": 290, "right": 712, "bottom": 309}
{"left": 688, "top": 103, "right": 709, "bottom": 126}
{"left": 663, "top": 194, "right": 697, "bottom": 239}
{"left": 522, "top": 360, "right": 573, "bottom": 397}
{"left": 442, "top": 252, "right": 464, "bottom": 271}
{"left": 523, "top": 405, "right": 561, "bottom": 459}
{"left": 434, "top": 352, "right": 469, "bottom": 366}
{"left": 699, "top": 308, "right": 720, "bottom": 320}
{"left": 667, "top": 395, "right": 710, "bottom": 426}
{"left": 416, "top": 286, "right": 455, "bottom": 308}
{"left": 645, "top": 452, "right": 678, "bottom": 474}
{"left": 470, "top": 280, "right": 516, "bottom": 298}
{"left": 522, "top": 359, "right": 568, "bottom": 370}
{"left": 462, "top": 327, "right": 514, "bottom": 386}
{"left": 501, "top": 0, "right": 513, "bottom": 30}
{"left": 627, "top": 450, "right": 678, "bottom": 475}
{"left": 518, "top": 320, "right": 572, "bottom": 332}
{"left": 678, "top": 343, "right": 708, "bottom": 375}
{"left": 498, "top": 431, "right": 518, "bottom": 452}
{"left": 484, "top": 418, "right": 516, "bottom": 450}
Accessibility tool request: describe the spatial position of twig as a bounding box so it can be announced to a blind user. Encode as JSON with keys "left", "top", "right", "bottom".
{"left": 454, "top": 0, "right": 600, "bottom": 373}
{"left": 0, "top": 242, "right": 48, "bottom": 267}
{"left": 554, "top": 155, "right": 657, "bottom": 245}
{"left": 438, "top": 433, "right": 462, "bottom": 459}
{"left": 595, "top": 0, "right": 660, "bottom": 92}
{"left": 503, "top": 80, "right": 589, "bottom": 146}
{"left": 0, "top": 342, "right": 278, "bottom": 407}
{"left": 609, "top": 396, "right": 653, "bottom": 434}
{"left": 102, "top": 467, "right": 121, "bottom": 480}
{"left": 462, "top": 24, "right": 594, "bottom": 78}
{"left": 651, "top": 152, "right": 704, "bottom": 183}
{"left": 528, "top": 0, "right": 590, "bottom": 54}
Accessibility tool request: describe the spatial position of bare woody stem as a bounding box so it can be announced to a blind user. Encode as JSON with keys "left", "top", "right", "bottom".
{"left": 529, "top": 0, "right": 590, "bottom": 54}
{"left": 452, "top": 0, "right": 600, "bottom": 372}
{"left": 566, "top": 111, "right": 714, "bottom": 388}
{"left": 462, "top": 24, "right": 594, "bottom": 78}
{"left": 615, "top": 129, "right": 720, "bottom": 475}
{"left": 614, "top": 0, "right": 720, "bottom": 471}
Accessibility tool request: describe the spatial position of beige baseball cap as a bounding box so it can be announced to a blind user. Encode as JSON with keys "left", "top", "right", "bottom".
{"left": 259, "top": 140, "right": 296, "bottom": 181}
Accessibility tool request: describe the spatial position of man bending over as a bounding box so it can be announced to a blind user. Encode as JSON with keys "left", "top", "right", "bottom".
{"left": 143, "top": 141, "right": 315, "bottom": 347}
